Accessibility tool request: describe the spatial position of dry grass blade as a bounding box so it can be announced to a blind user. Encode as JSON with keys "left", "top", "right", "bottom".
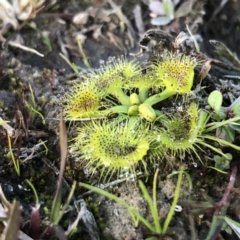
{"left": 59, "top": 112, "right": 68, "bottom": 167}
{"left": 197, "top": 60, "right": 212, "bottom": 82}
{"left": 174, "top": 31, "right": 188, "bottom": 49}
{"left": 0, "top": 0, "right": 45, "bottom": 57}
{"left": 0, "top": 35, "right": 44, "bottom": 57}
{"left": 1, "top": 200, "right": 21, "bottom": 240}
{"left": 50, "top": 113, "right": 68, "bottom": 224}
{"left": 210, "top": 40, "right": 240, "bottom": 69}
{"left": 0, "top": 204, "right": 7, "bottom": 220}
{"left": 6, "top": 40, "right": 44, "bottom": 57}
{"left": 0, "top": 187, "right": 11, "bottom": 210}
{"left": 65, "top": 208, "right": 83, "bottom": 236}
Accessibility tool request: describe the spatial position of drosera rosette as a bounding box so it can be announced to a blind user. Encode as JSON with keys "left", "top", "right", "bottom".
{"left": 63, "top": 81, "right": 107, "bottom": 121}
{"left": 208, "top": 90, "right": 240, "bottom": 143}
{"left": 157, "top": 102, "right": 200, "bottom": 159}
{"left": 156, "top": 102, "right": 240, "bottom": 163}
{"left": 71, "top": 119, "right": 159, "bottom": 180}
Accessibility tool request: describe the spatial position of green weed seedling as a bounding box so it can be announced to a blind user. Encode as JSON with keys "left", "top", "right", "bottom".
{"left": 211, "top": 153, "right": 232, "bottom": 171}
{"left": 76, "top": 36, "right": 91, "bottom": 69}
{"left": 180, "top": 166, "right": 240, "bottom": 240}
{"left": 220, "top": 216, "right": 240, "bottom": 238}
{"left": 80, "top": 168, "right": 191, "bottom": 238}
{"left": 25, "top": 83, "right": 46, "bottom": 125}
{"left": 7, "top": 135, "right": 20, "bottom": 176}
{"left": 205, "top": 166, "right": 239, "bottom": 240}
{"left": 0, "top": 117, "right": 20, "bottom": 175}
{"left": 59, "top": 53, "right": 81, "bottom": 74}
{"left": 208, "top": 90, "right": 240, "bottom": 143}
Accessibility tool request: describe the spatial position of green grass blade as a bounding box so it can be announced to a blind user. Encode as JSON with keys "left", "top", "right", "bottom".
{"left": 163, "top": 168, "right": 184, "bottom": 233}
{"left": 26, "top": 180, "right": 39, "bottom": 204}
{"left": 203, "top": 134, "right": 240, "bottom": 151}
{"left": 167, "top": 170, "right": 193, "bottom": 191}
{"left": 80, "top": 182, "right": 156, "bottom": 233}
{"left": 56, "top": 181, "right": 76, "bottom": 224}
{"left": 204, "top": 116, "right": 240, "bottom": 133}
{"left": 139, "top": 180, "right": 161, "bottom": 233}
{"left": 7, "top": 135, "right": 20, "bottom": 176}
{"left": 197, "top": 140, "right": 230, "bottom": 158}
{"left": 50, "top": 114, "right": 68, "bottom": 224}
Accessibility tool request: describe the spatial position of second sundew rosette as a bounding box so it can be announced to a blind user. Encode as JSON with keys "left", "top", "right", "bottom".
{"left": 71, "top": 120, "right": 162, "bottom": 179}
{"left": 156, "top": 103, "right": 200, "bottom": 158}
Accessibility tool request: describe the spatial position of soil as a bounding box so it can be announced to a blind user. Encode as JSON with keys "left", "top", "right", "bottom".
{"left": 1, "top": 0, "right": 240, "bottom": 240}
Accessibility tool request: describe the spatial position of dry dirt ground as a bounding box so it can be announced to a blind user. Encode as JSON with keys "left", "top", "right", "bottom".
{"left": 1, "top": 0, "right": 240, "bottom": 240}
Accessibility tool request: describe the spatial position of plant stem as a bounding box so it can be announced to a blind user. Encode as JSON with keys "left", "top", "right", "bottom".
{"left": 202, "top": 134, "right": 240, "bottom": 151}
{"left": 59, "top": 53, "right": 79, "bottom": 74}
{"left": 204, "top": 116, "right": 240, "bottom": 133}
{"left": 197, "top": 110, "right": 209, "bottom": 132}
{"left": 197, "top": 140, "right": 230, "bottom": 159}
{"left": 139, "top": 87, "right": 149, "bottom": 103}
{"left": 155, "top": 110, "right": 168, "bottom": 122}
{"left": 143, "top": 89, "right": 175, "bottom": 106}
{"left": 7, "top": 135, "right": 20, "bottom": 176}
{"left": 108, "top": 105, "right": 129, "bottom": 114}
{"left": 127, "top": 116, "right": 141, "bottom": 131}
{"left": 114, "top": 88, "right": 130, "bottom": 106}
{"left": 76, "top": 37, "right": 91, "bottom": 68}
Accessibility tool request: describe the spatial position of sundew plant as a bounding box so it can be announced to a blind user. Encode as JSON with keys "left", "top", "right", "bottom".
{"left": 63, "top": 31, "right": 240, "bottom": 179}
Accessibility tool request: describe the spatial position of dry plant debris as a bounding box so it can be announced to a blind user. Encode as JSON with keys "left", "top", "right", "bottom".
{"left": 0, "top": 0, "right": 46, "bottom": 56}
